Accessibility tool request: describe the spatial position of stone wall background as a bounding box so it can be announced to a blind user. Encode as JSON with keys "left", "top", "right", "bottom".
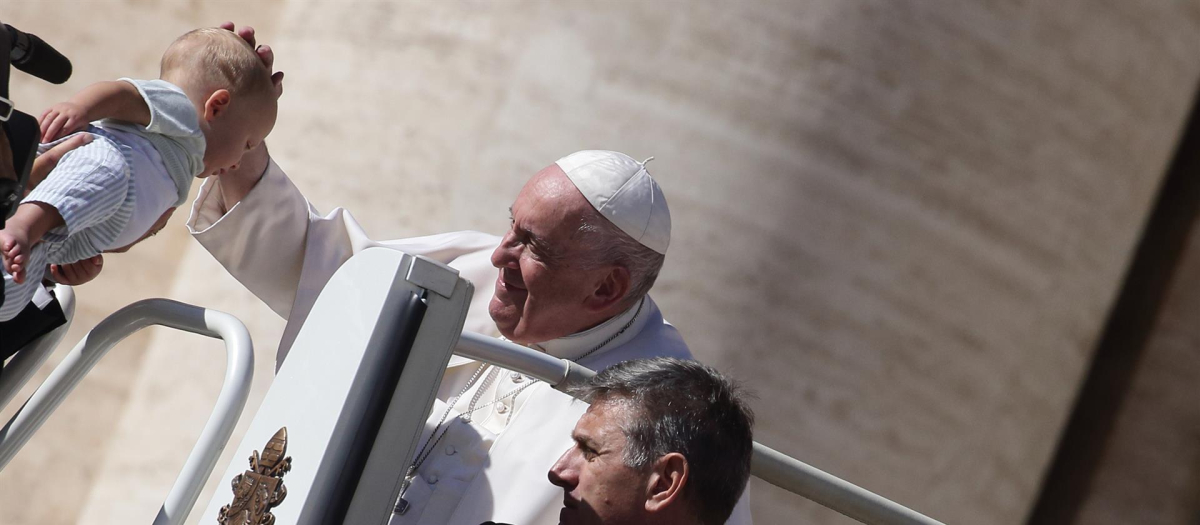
{"left": 1070, "top": 174, "right": 1200, "bottom": 525}
{"left": 1, "top": 1, "right": 1198, "bottom": 524}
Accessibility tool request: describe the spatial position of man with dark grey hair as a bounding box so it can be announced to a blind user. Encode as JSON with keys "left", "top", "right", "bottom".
{"left": 549, "top": 358, "right": 755, "bottom": 525}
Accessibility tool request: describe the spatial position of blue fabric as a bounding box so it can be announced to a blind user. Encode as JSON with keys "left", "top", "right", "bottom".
{"left": 27, "top": 128, "right": 136, "bottom": 264}
{"left": 2, "top": 78, "right": 206, "bottom": 321}
{"left": 2, "top": 129, "right": 134, "bottom": 321}
{"left": 25, "top": 128, "right": 136, "bottom": 265}
{"left": 101, "top": 78, "right": 206, "bottom": 206}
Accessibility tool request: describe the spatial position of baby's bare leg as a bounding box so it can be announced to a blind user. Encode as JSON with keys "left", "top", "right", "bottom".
{"left": 0, "top": 201, "right": 64, "bottom": 283}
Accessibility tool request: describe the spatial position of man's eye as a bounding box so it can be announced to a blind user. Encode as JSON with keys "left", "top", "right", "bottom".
{"left": 245, "top": 142, "right": 255, "bottom": 151}
{"left": 525, "top": 245, "right": 544, "bottom": 261}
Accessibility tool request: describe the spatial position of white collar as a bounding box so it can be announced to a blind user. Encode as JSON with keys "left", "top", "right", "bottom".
{"left": 447, "top": 297, "right": 652, "bottom": 368}
{"left": 529, "top": 297, "right": 649, "bottom": 362}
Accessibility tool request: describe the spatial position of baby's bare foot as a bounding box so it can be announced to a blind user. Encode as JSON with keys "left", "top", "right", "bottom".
{"left": 0, "top": 227, "right": 31, "bottom": 284}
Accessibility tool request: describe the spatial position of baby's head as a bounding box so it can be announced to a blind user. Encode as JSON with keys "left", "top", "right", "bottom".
{"left": 160, "top": 28, "right": 278, "bottom": 177}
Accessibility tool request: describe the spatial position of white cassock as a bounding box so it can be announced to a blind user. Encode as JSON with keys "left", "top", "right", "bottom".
{"left": 186, "top": 159, "right": 753, "bottom": 525}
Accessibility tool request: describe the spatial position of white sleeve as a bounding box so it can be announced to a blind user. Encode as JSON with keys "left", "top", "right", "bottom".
{"left": 187, "top": 156, "right": 503, "bottom": 363}
{"left": 117, "top": 78, "right": 203, "bottom": 141}
{"left": 188, "top": 158, "right": 328, "bottom": 319}
{"left": 114, "top": 78, "right": 206, "bottom": 180}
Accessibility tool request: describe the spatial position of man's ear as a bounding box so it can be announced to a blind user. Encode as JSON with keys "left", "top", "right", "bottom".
{"left": 588, "top": 265, "right": 631, "bottom": 312}
{"left": 644, "top": 452, "right": 688, "bottom": 514}
{"left": 203, "top": 89, "right": 232, "bottom": 122}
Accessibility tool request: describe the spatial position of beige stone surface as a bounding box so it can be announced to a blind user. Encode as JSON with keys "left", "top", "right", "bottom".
{"left": 1072, "top": 198, "right": 1200, "bottom": 524}
{"left": 1, "top": 1, "right": 1199, "bottom": 524}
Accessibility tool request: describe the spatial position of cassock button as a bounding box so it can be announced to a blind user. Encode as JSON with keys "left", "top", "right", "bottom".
{"left": 445, "top": 445, "right": 456, "bottom": 455}
{"left": 496, "top": 404, "right": 509, "bottom": 414}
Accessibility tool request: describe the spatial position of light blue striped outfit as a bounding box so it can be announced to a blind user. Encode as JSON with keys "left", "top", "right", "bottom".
{"left": 1, "top": 79, "right": 204, "bottom": 321}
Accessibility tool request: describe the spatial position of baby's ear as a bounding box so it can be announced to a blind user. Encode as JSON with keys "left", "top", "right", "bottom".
{"left": 203, "top": 89, "right": 232, "bottom": 122}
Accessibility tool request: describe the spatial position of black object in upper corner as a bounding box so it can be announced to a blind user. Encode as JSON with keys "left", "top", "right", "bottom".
{"left": 0, "top": 21, "right": 73, "bottom": 227}
{"left": 4, "top": 23, "right": 71, "bottom": 86}
{"left": 0, "top": 21, "right": 72, "bottom": 352}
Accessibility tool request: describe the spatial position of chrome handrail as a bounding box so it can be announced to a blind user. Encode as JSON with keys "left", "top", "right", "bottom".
{"left": 0, "top": 299, "right": 254, "bottom": 525}
{"left": 454, "top": 330, "right": 944, "bottom": 525}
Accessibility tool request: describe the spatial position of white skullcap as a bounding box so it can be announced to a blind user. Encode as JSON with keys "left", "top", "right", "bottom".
{"left": 555, "top": 150, "right": 671, "bottom": 254}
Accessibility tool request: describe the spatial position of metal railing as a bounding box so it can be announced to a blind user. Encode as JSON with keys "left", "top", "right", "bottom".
{"left": 0, "top": 299, "right": 254, "bottom": 525}
{"left": 0, "top": 298, "right": 942, "bottom": 524}
{"left": 455, "top": 331, "right": 945, "bottom": 525}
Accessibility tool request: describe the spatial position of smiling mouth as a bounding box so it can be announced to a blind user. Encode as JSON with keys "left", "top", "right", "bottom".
{"left": 499, "top": 270, "right": 526, "bottom": 291}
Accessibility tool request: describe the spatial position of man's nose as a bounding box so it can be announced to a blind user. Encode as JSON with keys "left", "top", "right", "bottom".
{"left": 491, "top": 231, "right": 521, "bottom": 269}
{"left": 547, "top": 449, "right": 577, "bottom": 489}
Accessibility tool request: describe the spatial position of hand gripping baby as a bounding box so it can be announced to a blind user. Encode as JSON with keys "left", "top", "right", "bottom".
{"left": 0, "top": 27, "right": 277, "bottom": 321}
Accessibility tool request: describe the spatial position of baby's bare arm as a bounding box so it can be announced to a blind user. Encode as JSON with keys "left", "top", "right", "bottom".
{"left": 73, "top": 81, "right": 151, "bottom": 125}
{"left": 40, "top": 81, "right": 150, "bottom": 141}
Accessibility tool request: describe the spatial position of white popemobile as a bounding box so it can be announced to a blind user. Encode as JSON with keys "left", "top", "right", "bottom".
{"left": 0, "top": 253, "right": 942, "bottom": 525}
{"left": 0, "top": 152, "right": 944, "bottom": 525}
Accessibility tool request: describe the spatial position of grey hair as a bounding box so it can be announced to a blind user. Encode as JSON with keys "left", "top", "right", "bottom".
{"left": 569, "top": 358, "right": 755, "bottom": 525}
{"left": 573, "top": 207, "right": 665, "bottom": 309}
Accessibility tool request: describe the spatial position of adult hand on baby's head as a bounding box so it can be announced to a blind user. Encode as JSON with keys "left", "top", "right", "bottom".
{"left": 219, "top": 22, "right": 284, "bottom": 99}
{"left": 213, "top": 22, "right": 279, "bottom": 210}
{"left": 49, "top": 255, "right": 103, "bottom": 286}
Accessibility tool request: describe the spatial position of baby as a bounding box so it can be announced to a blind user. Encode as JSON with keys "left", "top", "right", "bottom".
{"left": 0, "top": 28, "right": 277, "bottom": 321}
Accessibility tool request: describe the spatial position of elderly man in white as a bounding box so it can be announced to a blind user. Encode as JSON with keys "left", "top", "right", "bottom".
{"left": 176, "top": 24, "right": 751, "bottom": 525}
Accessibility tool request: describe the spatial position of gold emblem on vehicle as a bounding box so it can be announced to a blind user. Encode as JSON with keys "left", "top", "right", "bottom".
{"left": 218, "top": 427, "right": 292, "bottom": 525}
